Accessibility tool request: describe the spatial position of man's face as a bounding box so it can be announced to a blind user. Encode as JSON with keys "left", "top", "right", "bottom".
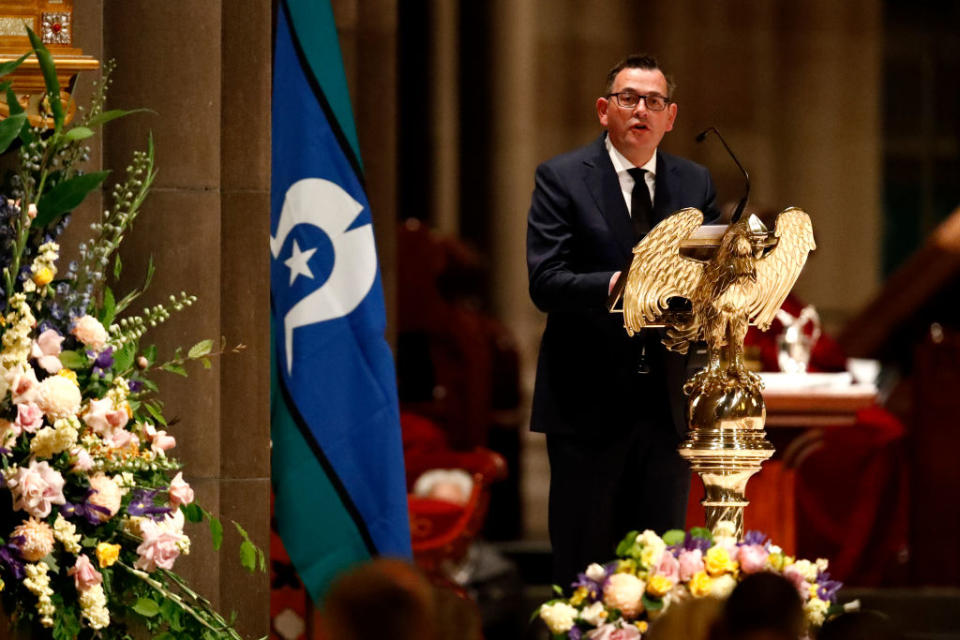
{"left": 596, "top": 67, "right": 677, "bottom": 165}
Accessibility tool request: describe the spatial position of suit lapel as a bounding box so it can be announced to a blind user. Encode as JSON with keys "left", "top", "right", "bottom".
{"left": 582, "top": 136, "right": 635, "bottom": 260}
{"left": 652, "top": 150, "right": 679, "bottom": 224}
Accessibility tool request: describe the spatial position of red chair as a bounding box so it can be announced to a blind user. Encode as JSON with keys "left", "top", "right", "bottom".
{"left": 406, "top": 448, "right": 507, "bottom": 580}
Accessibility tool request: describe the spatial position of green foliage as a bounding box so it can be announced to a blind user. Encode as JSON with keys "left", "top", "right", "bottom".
{"left": 661, "top": 529, "right": 686, "bottom": 546}
{"left": 0, "top": 51, "right": 30, "bottom": 78}
{"left": 34, "top": 170, "right": 110, "bottom": 228}
{"left": 64, "top": 126, "right": 94, "bottom": 142}
{"left": 59, "top": 350, "right": 88, "bottom": 369}
{"left": 86, "top": 107, "right": 154, "bottom": 128}
{"left": 26, "top": 26, "right": 63, "bottom": 131}
{"left": 642, "top": 593, "right": 663, "bottom": 612}
{"left": 233, "top": 522, "right": 266, "bottom": 573}
{"left": 209, "top": 516, "right": 224, "bottom": 551}
{"left": 689, "top": 527, "right": 714, "bottom": 544}
{"left": 133, "top": 598, "right": 161, "bottom": 618}
{"left": 0, "top": 112, "right": 26, "bottom": 154}
{"left": 180, "top": 503, "right": 204, "bottom": 524}
{"left": 188, "top": 339, "right": 213, "bottom": 359}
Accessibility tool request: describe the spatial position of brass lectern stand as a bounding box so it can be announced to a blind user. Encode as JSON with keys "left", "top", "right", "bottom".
{"left": 608, "top": 208, "right": 815, "bottom": 538}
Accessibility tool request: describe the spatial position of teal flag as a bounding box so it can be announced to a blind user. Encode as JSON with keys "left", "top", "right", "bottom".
{"left": 270, "top": 0, "right": 411, "bottom": 601}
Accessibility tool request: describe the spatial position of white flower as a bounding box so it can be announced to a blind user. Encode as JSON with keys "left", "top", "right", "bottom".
{"left": 579, "top": 600, "right": 608, "bottom": 627}
{"left": 603, "top": 573, "right": 645, "bottom": 619}
{"left": 53, "top": 514, "right": 82, "bottom": 554}
{"left": 23, "top": 563, "right": 55, "bottom": 627}
{"left": 815, "top": 558, "right": 830, "bottom": 574}
{"left": 586, "top": 563, "right": 607, "bottom": 582}
{"left": 792, "top": 559, "right": 818, "bottom": 582}
{"left": 35, "top": 375, "right": 82, "bottom": 420}
{"left": 804, "top": 596, "right": 829, "bottom": 627}
{"left": 768, "top": 544, "right": 783, "bottom": 555}
{"left": 72, "top": 315, "right": 108, "bottom": 351}
{"left": 539, "top": 601, "right": 578, "bottom": 634}
{"left": 87, "top": 473, "right": 122, "bottom": 520}
{"left": 30, "top": 418, "right": 79, "bottom": 459}
{"left": 638, "top": 529, "right": 666, "bottom": 569}
{"left": 79, "top": 583, "right": 110, "bottom": 629}
{"left": 709, "top": 574, "right": 738, "bottom": 598}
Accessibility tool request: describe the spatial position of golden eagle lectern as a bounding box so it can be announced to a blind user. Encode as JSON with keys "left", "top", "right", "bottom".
{"left": 620, "top": 207, "right": 815, "bottom": 536}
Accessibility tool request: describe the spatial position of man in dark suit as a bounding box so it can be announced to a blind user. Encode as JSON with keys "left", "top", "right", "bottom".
{"left": 526, "top": 54, "right": 719, "bottom": 586}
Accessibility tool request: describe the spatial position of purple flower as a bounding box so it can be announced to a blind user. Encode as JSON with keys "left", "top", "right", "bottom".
{"left": 743, "top": 530, "right": 768, "bottom": 547}
{"left": 0, "top": 539, "right": 26, "bottom": 579}
{"left": 568, "top": 627, "right": 582, "bottom": 640}
{"left": 681, "top": 533, "right": 712, "bottom": 553}
{"left": 127, "top": 489, "right": 172, "bottom": 519}
{"left": 128, "top": 379, "right": 144, "bottom": 393}
{"left": 816, "top": 572, "right": 842, "bottom": 602}
{"left": 62, "top": 496, "right": 111, "bottom": 526}
{"left": 90, "top": 347, "right": 114, "bottom": 377}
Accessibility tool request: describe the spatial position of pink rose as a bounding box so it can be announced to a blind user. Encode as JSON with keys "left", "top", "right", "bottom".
{"left": 15, "top": 403, "right": 45, "bottom": 434}
{"left": 104, "top": 428, "right": 138, "bottom": 450}
{"left": 168, "top": 472, "right": 194, "bottom": 508}
{"left": 82, "top": 398, "right": 114, "bottom": 436}
{"left": 737, "top": 544, "right": 769, "bottom": 575}
{"left": 70, "top": 447, "right": 95, "bottom": 473}
{"left": 656, "top": 550, "right": 680, "bottom": 582}
{"left": 71, "top": 315, "right": 108, "bottom": 351}
{"left": 135, "top": 520, "right": 185, "bottom": 572}
{"left": 677, "top": 548, "right": 704, "bottom": 582}
{"left": 145, "top": 424, "right": 176, "bottom": 454}
{"left": 30, "top": 329, "right": 64, "bottom": 374}
{"left": 68, "top": 554, "right": 103, "bottom": 591}
{"left": 782, "top": 564, "right": 808, "bottom": 596}
{"left": 8, "top": 367, "right": 40, "bottom": 404}
{"left": 7, "top": 460, "right": 66, "bottom": 519}
{"left": 588, "top": 624, "right": 642, "bottom": 640}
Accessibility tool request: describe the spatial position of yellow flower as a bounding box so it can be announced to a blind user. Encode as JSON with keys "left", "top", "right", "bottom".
{"left": 0, "top": 577, "right": 4, "bottom": 592}
{"left": 635, "top": 621, "right": 648, "bottom": 633}
{"left": 646, "top": 574, "right": 673, "bottom": 598}
{"left": 57, "top": 369, "right": 79, "bottom": 385}
{"left": 688, "top": 571, "right": 713, "bottom": 597}
{"left": 705, "top": 546, "right": 738, "bottom": 576}
{"left": 96, "top": 542, "right": 121, "bottom": 568}
{"left": 32, "top": 267, "right": 54, "bottom": 287}
{"left": 570, "top": 586, "right": 588, "bottom": 606}
{"left": 768, "top": 552, "right": 785, "bottom": 571}
{"left": 616, "top": 559, "right": 638, "bottom": 574}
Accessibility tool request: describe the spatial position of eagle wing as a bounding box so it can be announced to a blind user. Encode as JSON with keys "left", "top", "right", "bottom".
{"left": 623, "top": 207, "right": 705, "bottom": 335}
{"left": 748, "top": 207, "right": 816, "bottom": 330}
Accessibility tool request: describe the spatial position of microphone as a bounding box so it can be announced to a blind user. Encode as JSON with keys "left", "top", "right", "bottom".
{"left": 696, "top": 127, "right": 750, "bottom": 223}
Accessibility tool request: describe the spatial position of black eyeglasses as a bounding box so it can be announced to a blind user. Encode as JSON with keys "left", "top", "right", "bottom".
{"left": 606, "top": 92, "right": 671, "bottom": 111}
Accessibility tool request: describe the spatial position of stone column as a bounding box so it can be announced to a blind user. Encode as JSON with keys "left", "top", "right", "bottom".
{"left": 101, "top": 2, "right": 271, "bottom": 637}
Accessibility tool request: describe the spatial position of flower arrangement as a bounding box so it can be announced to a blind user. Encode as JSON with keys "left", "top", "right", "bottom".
{"left": 537, "top": 523, "right": 846, "bottom": 639}
{"left": 0, "top": 29, "right": 263, "bottom": 639}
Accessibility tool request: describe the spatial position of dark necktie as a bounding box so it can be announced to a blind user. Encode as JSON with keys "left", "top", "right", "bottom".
{"left": 627, "top": 167, "right": 653, "bottom": 239}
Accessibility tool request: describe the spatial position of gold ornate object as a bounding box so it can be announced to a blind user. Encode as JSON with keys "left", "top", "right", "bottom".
{"left": 0, "top": 0, "right": 99, "bottom": 129}
{"left": 621, "top": 207, "right": 815, "bottom": 537}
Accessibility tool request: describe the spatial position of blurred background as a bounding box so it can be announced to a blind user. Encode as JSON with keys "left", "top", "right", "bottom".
{"left": 28, "top": 1, "right": 960, "bottom": 638}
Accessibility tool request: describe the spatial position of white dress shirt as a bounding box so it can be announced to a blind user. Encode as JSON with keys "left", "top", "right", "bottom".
{"left": 605, "top": 135, "right": 656, "bottom": 216}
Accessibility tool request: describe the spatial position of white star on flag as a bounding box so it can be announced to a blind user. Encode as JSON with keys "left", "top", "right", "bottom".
{"left": 284, "top": 239, "right": 317, "bottom": 286}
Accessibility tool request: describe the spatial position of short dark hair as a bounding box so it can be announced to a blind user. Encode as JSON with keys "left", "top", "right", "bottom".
{"left": 603, "top": 54, "right": 676, "bottom": 98}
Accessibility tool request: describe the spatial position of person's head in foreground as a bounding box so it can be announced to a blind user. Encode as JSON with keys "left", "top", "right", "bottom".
{"left": 712, "top": 572, "right": 805, "bottom": 640}
{"left": 321, "top": 557, "right": 482, "bottom": 640}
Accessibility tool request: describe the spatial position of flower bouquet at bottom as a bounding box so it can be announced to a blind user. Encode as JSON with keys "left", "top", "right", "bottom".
{"left": 0, "top": 28, "right": 264, "bottom": 640}
{"left": 537, "top": 523, "right": 849, "bottom": 639}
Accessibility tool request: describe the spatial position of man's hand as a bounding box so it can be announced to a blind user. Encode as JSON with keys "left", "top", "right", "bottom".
{"left": 609, "top": 271, "right": 621, "bottom": 295}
